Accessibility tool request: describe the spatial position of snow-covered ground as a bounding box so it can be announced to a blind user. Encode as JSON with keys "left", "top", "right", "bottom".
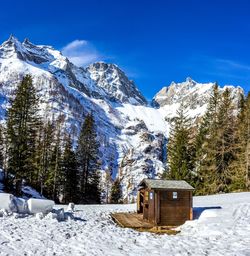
{"left": 0, "top": 192, "right": 249, "bottom": 256}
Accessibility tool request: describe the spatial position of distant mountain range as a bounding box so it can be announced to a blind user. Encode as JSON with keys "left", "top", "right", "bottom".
{"left": 0, "top": 35, "right": 243, "bottom": 201}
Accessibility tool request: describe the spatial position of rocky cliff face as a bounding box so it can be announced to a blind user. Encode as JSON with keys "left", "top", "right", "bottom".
{"left": 87, "top": 62, "right": 147, "bottom": 105}
{"left": 152, "top": 77, "right": 243, "bottom": 109}
{"left": 0, "top": 36, "right": 244, "bottom": 202}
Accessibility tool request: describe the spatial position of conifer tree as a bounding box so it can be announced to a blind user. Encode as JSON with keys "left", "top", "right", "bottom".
{"left": 166, "top": 103, "right": 194, "bottom": 183}
{"left": 0, "top": 124, "right": 4, "bottom": 170}
{"left": 36, "top": 121, "right": 55, "bottom": 196}
{"left": 61, "top": 135, "right": 78, "bottom": 203}
{"left": 87, "top": 169, "right": 101, "bottom": 203}
{"left": 43, "top": 116, "right": 64, "bottom": 202}
{"left": 76, "top": 113, "right": 100, "bottom": 203}
{"left": 231, "top": 93, "right": 250, "bottom": 190}
{"left": 195, "top": 84, "right": 221, "bottom": 194}
{"left": 110, "top": 178, "right": 122, "bottom": 204}
{"left": 215, "top": 88, "right": 236, "bottom": 192}
{"left": 6, "top": 75, "right": 40, "bottom": 195}
{"left": 104, "top": 168, "right": 113, "bottom": 203}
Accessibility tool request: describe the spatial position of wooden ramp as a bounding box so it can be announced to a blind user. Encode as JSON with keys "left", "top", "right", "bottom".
{"left": 111, "top": 212, "right": 180, "bottom": 235}
{"left": 111, "top": 213, "right": 153, "bottom": 228}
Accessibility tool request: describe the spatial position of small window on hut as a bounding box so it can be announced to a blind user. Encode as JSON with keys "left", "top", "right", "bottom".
{"left": 173, "top": 192, "right": 178, "bottom": 199}
{"left": 149, "top": 192, "right": 154, "bottom": 200}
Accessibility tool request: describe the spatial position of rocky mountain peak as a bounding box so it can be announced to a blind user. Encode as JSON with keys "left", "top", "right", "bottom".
{"left": 152, "top": 78, "right": 243, "bottom": 109}
{"left": 87, "top": 62, "right": 147, "bottom": 105}
{"left": 0, "top": 35, "right": 55, "bottom": 64}
{"left": 0, "top": 35, "right": 23, "bottom": 59}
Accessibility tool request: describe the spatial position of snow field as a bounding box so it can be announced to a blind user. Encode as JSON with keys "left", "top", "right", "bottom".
{"left": 0, "top": 192, "right": 249, "bottom": 255}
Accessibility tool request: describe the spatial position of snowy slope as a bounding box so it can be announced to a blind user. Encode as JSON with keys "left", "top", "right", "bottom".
{"left": 0, "top": 36, "right": 244, "bottom": 201}
{"left": 0, "top": 192, "right": 249, "bottom": 255}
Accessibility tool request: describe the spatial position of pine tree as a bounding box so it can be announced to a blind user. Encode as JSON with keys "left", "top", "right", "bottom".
{"left": 36, "top": 121, "right": 55, "bottom": 196}
{"left": 76, "top": 113, "right": 101, "bottom": 203}
{"left": 166, "top": 103, "right": 194, "bottom": 184}
{"left": 104, "top": 168, "right": 113, "bottom": 203}
{"left": 231, "top": 93, "right": 250, "bottom": 190}
{"left": 195, "top": 84, "right": 221, "bottom": 194}
{"left": 110, "top": 178, "right": 122, "bottom": 204}
{"left": 87, "top": 169, "right": 101, "bottom": 204}
{"left": 43, "top": 116, "right": 64, "bottom": 202}
{"left": 6, "top": 75, "right": 40, "bottom": 195}
{"left": 0, "top": 124, "right": 4, "bottom": 170}
{"left": 61, "top": 135, "right": 78, "bottom": 203}
{"left": 215, "top": 88, "right": 236, "bottom": 192}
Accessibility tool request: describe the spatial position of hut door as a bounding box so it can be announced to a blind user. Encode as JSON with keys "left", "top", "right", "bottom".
{"left": 160, "top": 191, "right": 190, "bottom": 226}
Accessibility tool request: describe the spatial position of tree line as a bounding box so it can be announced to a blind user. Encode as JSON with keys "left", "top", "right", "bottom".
{"left": 165, "top": 84, "right": 250, "bottom": 195}
{"left": 0, "top": 75, "right": 122, "bottom": 204}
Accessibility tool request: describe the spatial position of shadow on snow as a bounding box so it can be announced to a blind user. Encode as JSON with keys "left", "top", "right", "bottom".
{"left": 193, "top": 206, "right": 222, "bottom": 220}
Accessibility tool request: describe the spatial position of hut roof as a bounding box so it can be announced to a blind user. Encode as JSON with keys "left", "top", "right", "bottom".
{"left": 139, "top": 179, "right": 194, "bottom": 190}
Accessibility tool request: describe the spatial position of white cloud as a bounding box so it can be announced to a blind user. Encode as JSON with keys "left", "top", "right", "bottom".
{"left": 215, "top": 58, "right": 250, "bottom": 71}
{"left": 62, "top": 40, "right": 102, "bottom": 66}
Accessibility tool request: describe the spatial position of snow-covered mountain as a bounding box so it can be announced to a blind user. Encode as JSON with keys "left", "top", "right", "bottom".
{"left": 87, "top": 62, "right": 147, "bottom": 105}
{"left": 0, "top": 36, "right": 244, "bottom": 201}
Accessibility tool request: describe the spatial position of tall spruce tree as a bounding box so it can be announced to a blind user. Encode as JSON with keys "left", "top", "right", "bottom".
{"left": 0, "top": 124, "right": 3, "bottom": 170}
{"left": 104, "top": 168, "right": 113, "bottom": 203}
{"left": 43, "top": 116, "right": 64, "bottom": 202}
{"left": 6, "top": 75, "right": 40, "bottom": 195}
{"left": 76, "top": 113, "right": 100, "bottom": 203}
{"left": 110, "top": 178, "right": 122, "bottom": 204}
{"left": 215, "top": 88, "right": 236, "bottom": 192}
{"left": 195, "top": 84, "right": 221, "bottom": 194}
{"left": 167, "top": 103, "right": 194, "bottom": 184}
{"left": 87, "top": 169, "right": 101, "bottom": 204}
{"left": 231, "top": 93, "right": 250, "bottom": 190}
{"left": 61, "top": 135, "right": 78, "bottom": 203}
{"left": 36, "top": 120, "right": 55, "bottom": 196}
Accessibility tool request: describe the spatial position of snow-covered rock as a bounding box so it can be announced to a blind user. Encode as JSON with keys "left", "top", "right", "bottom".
{"left": 67, "top": 203, "right": 75, "bottom": 212}
{"left": 13, "top": 197, "right": 28, "bottom": 214}
{"left": 87, "top": 62, "right": 147, "bottom": 105}
{"left": 27, "top": 198, "right": 55, "bottom": 214}
{"left": 0, "top": 193, "right": 17, "bottom": 213}
{"left": 35, "top": 212, "right": 44, "bottom": 220}
{"left": 152, "top": 77, "right": 243, "bottom": 109}
{"left": 54, "top": 208, "right": 65, "bottom": 221}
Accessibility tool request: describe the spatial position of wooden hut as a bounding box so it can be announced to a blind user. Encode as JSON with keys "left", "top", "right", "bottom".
{"left": 137, "top": 179, "right": 194, "bottom": 226}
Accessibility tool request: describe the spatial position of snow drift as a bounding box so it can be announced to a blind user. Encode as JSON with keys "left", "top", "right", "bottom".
{"left": 0, "top": 193, "right": 54, "bottom": 214}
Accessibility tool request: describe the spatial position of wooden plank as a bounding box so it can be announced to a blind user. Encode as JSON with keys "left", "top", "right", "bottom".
{"left": 111, "top": 212, "right": 180, "bottom": 235}
{"left": 111, "top": 213, "right": 154, "bottom": 229}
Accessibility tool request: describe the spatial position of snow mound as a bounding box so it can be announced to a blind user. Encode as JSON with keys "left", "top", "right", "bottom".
{"left": 0, "top": 193, "right": 17, "bottom": 212}
{"left": 27, "top": 198, "right": 55, "bottom": 214}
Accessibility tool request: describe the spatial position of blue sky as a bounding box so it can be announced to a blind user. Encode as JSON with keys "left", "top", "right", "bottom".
{"left": 1, "top": 0, "right": 250, "bottom": 99}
